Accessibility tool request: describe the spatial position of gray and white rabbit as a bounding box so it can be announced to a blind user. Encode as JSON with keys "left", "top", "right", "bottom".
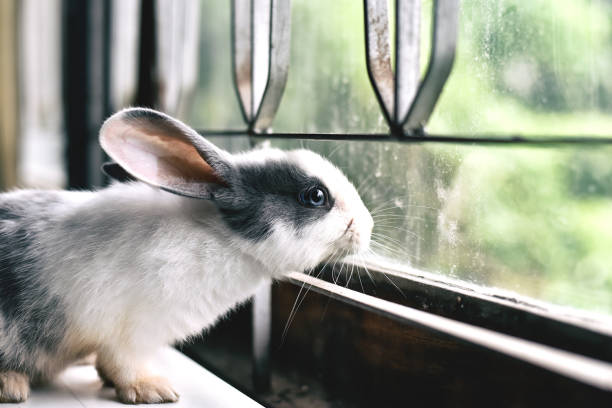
{"left": 0, "top": 108, "right": 373, "bottom": 404}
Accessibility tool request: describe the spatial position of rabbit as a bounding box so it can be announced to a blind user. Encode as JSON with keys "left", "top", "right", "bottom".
{"left": 0, "top": 107, "right": 373, "bottom": 404}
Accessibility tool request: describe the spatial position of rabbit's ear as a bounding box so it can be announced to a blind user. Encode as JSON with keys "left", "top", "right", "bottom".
{"left": 99, "top": 108, "right": 233, "bottom": 199}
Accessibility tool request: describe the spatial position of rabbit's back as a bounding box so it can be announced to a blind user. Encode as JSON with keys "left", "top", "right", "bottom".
{"left": 0, "top": 186, "right": 187, "bottom": 377}
{"left": 0, "top": 185, "right": 268, "bottom": 379}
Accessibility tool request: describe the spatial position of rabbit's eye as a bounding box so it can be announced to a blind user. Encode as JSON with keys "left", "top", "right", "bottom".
{"left": 299, "top": 186, "right": 328, "bottom": 207}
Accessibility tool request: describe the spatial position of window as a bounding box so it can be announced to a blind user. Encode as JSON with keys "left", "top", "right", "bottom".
{"left": 430, "top": 0, "right": 612, "bottom": 136}
{"left": 188, "top": 1, "right": 612, "bottom": 317}
{"left": 52, "top": 0, "right": 612, "bottom": 406}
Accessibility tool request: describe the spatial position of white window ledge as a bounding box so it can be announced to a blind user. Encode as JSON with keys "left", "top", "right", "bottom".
{"left": 20, "top": 348, "right": 263, "bottom": 407}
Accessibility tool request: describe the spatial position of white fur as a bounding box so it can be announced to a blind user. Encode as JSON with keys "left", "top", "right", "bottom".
{"left": 38, "top": 183, "right": 266, "bottom": 357}
{"left": 1, "top": 109, "right": 374, "bottom": 404}
{"left": 23, "top": 148, "right": 372, "bottom": 382}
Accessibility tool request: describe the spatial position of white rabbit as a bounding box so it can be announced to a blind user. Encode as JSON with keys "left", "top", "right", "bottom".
{"left": 0, "top": 108, "right": 373, "bottom": 404}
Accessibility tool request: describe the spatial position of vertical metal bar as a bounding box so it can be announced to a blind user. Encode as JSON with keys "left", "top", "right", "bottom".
{"left": 364, "top": 0, "right": 458, "bottom": 133}
{"left": 102, "top": 1, "right": 113, "bottom": 124}
{"left": 62, "top": 0, "right": 89, "bottom": 189}
{"left": 363, "top": 0, "right": 395, "bottom": 125}
{"left": 62, "top": 0, "right": 111, "bottom": 189}
{"left": 252, "top": 283, "right": 272, "bottom": 392}
{"left": 232, "top": 0, "right": 287, "bottom": 390}
{"left": 231, "top": 0, "right": 292, "bottom": 131}
{"left": 248, "top": 123, "right": 271, "bottom": 392}
{"left": 135, "top": 0, "right": 158, "bottom": 108}
{"left": 252, "top": 0, "right": 291, "bottom": 131}
{"left": 232, "top": 0, "right": 254, "bottom": 123}
{"left": 87, "top": 0, "right": 112, "bottom": 187}
{"left": 395, "top": 0, "right": 421, "bottom": 124}
{"left": 403, "top": 0, "right": 459, "bottom": 132}
{"left": 252, "top": 0, "right": 271, "bottom": 117}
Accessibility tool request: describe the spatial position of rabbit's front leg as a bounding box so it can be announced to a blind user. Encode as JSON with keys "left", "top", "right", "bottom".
{"left": 0, "top": 371, "right": 30, "bottom": 403}
{"left": 96, "top": 347, "right": 179, "bottom": 404}
{"left": 94, "top": 358, "right": 114, "bottom": 387}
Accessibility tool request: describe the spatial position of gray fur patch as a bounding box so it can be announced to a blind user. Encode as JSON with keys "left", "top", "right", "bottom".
{"left": 0, "top": 192, "right": 68, "bottom": 374}
{"left": 212, "top": 160, "right": 334, "bottom": 241}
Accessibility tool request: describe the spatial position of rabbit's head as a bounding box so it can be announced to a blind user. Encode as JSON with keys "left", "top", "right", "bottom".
{"left": 100, "top": 108, "right": 373, "bottom": 274}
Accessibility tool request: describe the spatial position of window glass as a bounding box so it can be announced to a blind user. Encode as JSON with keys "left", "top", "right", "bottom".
{"left": 191, "top": 1, "right": 612, "bottom": 136}
{"left": 262, "top": 139, "right": 612, "bottom": 317}
{"left": 428, "top": 0, "right": 612, "bottom": 136}
{"left": 192, "top": 1, "right": 612, "bottom": 317}
{"left": 188, "top": 0, "right": 244, "bottom": 129}
{"left": 273, "top": 0, "right": 386, "bottom": 133}
{"left": 190, "top": 0, "right": 387, "bottom": 133}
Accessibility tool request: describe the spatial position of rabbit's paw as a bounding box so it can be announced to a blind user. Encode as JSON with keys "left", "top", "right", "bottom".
{"left": 116, "top": 376, "right": 179, "bottom": 404}
{"left": 0, "top": 371, "right": 29, "bottom": 403}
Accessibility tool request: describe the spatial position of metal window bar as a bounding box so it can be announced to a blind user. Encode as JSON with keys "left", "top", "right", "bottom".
{"left": 402, "top": 0, "right": 460, "bottom": 132}
{"left": 222, "top": 0, "right": 612, "bottom": 145}
{"left": 232, "top": 0, "right": 460, "bottom": 137}
{"left": 63, "top": 0, "right": 113, "bottom": 189}
{"left": 231, "top": 0, "right": 292, "bottom": 391}
{"left": 232, "top": 0, "right": 291, "bottom": 132}
{"left": 199, "top": 130, "right": 612, "bottom": 146}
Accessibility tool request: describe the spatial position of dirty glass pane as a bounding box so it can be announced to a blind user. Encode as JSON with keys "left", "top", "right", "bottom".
{"left": 263, "top": 139, "right": 612, "bottom": 318}
{"left": 190, "top": 1, "right": 612, "bottom": 136}
{"left": 428, "top": 0, "right": 612, "bottom": 136}
{"left": 273, "top": 0, "right": 386, "bottom": 133}
{"left": 187, "top": 0, "right": 244, "bottom": 129}
{"left": 191, "top": 1, "right": 612, "bottom": 319}
{"left": 189, "top": 0, "right": 386, "bottom": 132}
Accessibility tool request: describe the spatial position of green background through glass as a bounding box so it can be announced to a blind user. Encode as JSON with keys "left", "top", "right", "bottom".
{"left": 190, "top": 0, "right": 612, "bottom": 317}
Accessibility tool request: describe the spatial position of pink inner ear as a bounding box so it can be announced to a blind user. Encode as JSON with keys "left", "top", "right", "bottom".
{"left": 102, "top": 121, "right": 226, "bottom": 191}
